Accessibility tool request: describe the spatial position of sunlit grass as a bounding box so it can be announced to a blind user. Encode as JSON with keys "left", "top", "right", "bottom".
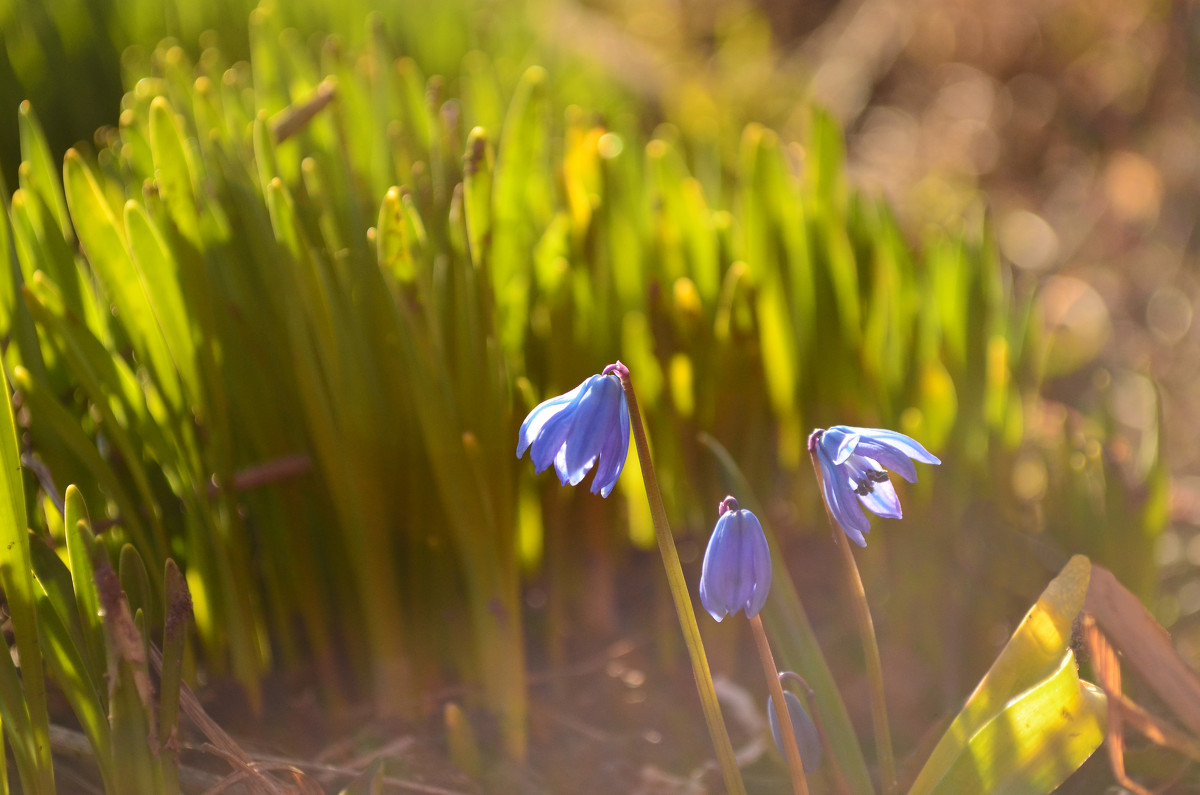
{"left": 0, "top": 0, "right": 1170, "bottom": 790}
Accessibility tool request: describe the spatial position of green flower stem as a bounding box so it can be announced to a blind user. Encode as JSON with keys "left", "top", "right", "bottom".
{"left": 749, "top": 615, "right": 810, "bottom": 795}
{"left": 617, "top": 368, "right": 747, "bottom": 795}
{"left": 810, "top": 450, "right": 895, "bottom": 795}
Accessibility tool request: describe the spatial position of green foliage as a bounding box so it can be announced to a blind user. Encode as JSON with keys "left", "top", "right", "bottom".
{"left": 0, "top": 413, "right": 190, "bottom": 795}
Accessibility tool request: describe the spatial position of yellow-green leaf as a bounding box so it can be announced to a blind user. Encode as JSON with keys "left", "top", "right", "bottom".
{"left": 909, "top": 555, "right": 1093, "bottom": 794}
{"left": 917, "top": 652, "right": 1105, "bottom": 795}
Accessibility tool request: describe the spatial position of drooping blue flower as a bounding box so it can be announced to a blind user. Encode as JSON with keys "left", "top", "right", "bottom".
{"left": 809, "top": 425, "right": 941, "bottom": 547}
{"left": 699, "top": 497, "right": 772, "bottom": 622}
{"left": 767, "top": 691, "right": 823, "bottom": 773}
{"left": 516, "top": 364, "right": 630, "bottom": 498}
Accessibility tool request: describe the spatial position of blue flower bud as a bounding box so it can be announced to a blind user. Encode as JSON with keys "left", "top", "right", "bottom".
{"left": 699, "top": 497, "right": 771, "bottom": 622}
{"left": 768, "top": 691, "right": 822, "bottom": 773}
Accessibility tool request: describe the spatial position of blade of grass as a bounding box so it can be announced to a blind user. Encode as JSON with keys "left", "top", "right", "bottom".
{"left": 0, "top": 353, "right": 55, "bottom": 793}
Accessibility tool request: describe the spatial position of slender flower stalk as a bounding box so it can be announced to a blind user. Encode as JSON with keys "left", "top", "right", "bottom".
{"left": 834, "top": 520, "right": 895, "bottom": 795}
{"left": 750, "top": 614, "right": 811, "bottom": 795}
{"left": 808, "top": 425, "right": 939, "bottom": 794}
{"left": 809, "top": 434, "right": 896, "bottom": 795}
{"left": 611, "top": 364, "right": 748, "bottom": 795}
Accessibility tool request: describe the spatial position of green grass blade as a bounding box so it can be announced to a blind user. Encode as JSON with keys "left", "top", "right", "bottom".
{"left": 0, "top": 354, "right": 54, "bottom": 793}
{"left": 463, "top": 127, "right": 493, "bottom": 270}
{"left": 27, "top": 528, "right": 111, "bottom": 779}
{"left": 376, "top": 187, "right": 414, "bottom": 283}
{"left": 124, "top": 200, "right": 202, "bottom": 413}
{"left": 64, "top": 486, "right": 106, "bottom": 689}
{"left": 0, "top": 622, "right": 33, "bottom": 791}
{"left": 28, "top": 531, "right": 87, "bottom": 664}
{"left": 31, "top": 576, "right": 113, "bottom": 791}
{"left": 119, "top": 543, "right": 155, "bottom": 630}
{"left": 17, "top": 102, "right": 70, "bottom": 237}
{"left": 13, "top": 367, "right": 155, "bottom": 564}
{"left": 158, "top": 559, "right": 189, "bottom": 795}
{"left": 63, "top": 149, "right": 184, "bottom": 415}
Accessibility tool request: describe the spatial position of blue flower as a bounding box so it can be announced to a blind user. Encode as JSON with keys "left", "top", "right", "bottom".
{"left": 768, "top": 692, "right": 822, "bottom": 773}
{"left": 699, "top": 497, "right": 772, "bottom": 622}
{"left": 809, "top": 425, "right": 941, "bottom": 547}
{"left": 516, "top": 365, "right": 630, "bottom": 498}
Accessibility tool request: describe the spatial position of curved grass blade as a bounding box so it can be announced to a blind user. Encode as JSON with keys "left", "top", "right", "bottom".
{"left": 0, "top": 358, "right": 55, "bottom": 793}
{"left": 64, "top": 485, "right": 106, "bottom": 695}
{"left": 31, "top": 573, "right": 113, "bottom": 791}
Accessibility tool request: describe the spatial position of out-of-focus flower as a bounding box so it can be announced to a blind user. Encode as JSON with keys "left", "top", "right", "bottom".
{"left": 809, "top": 425, "right": 941, "bottom": 547}
{"left": 517, "top": 366, "right": 630, "bottom": 497}
{"left": 767, "top": 691, "right": 822, "bottom": 773}
{"left": 699, "top": 497, "right": 772, "bottom": 622}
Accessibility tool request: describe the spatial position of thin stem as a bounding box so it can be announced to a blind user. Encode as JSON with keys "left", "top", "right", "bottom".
{"left": 613, "top": 364, "right": 747, "bottom": 795}
{"left": 749, "top": 615, "right": 810, "bottom": 795}
{"left": 810, "top": 449, "right": 896, "bottom": 795}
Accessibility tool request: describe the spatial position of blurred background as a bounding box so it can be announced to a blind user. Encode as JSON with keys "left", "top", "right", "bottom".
{"left": 0, "top": 0, "right": 1193, "bottom": 791}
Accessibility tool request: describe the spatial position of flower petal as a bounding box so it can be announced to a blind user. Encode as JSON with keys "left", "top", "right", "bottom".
{"left": 818, "top": 452, "right": 869, "bottom": 546}
{"left": 700, "top": 513, "right": 734, "bottom": 621}
{"left": 731, "top": 515, "right": 758, "bottom": 612}
{"left": 742, "top": 511, "right": 772, "bottom": 617}
{"left": 518, "top": 370, "right": 633, "bottom": 497}
{"left": 526, "top": 376, "right": 599, "bottom": 473}
{"left": 553, "top": 445, "right": 594, "bottom": 486}
{"left": 818, "top": 427, "right": 856, "bottom": 466}
{"left": 859, "top": 476, "right": 902, "bottom": 519}
{"left": 589, "top": 383, "right": 630, "bottom": 497}
{"left": 516, "top": 383, "right": 582, "bottom": 457}
{"left": 559, "top": 379, "right": 607, "bottom": 479}
{"left": 840, "top": 426, "right": 940, "bottom": 466}
{"left": 853, "top": 439, "right": 919, "bottom": 483}
{"left": 834, "top": 431, "right": 861, "bottom": 465}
